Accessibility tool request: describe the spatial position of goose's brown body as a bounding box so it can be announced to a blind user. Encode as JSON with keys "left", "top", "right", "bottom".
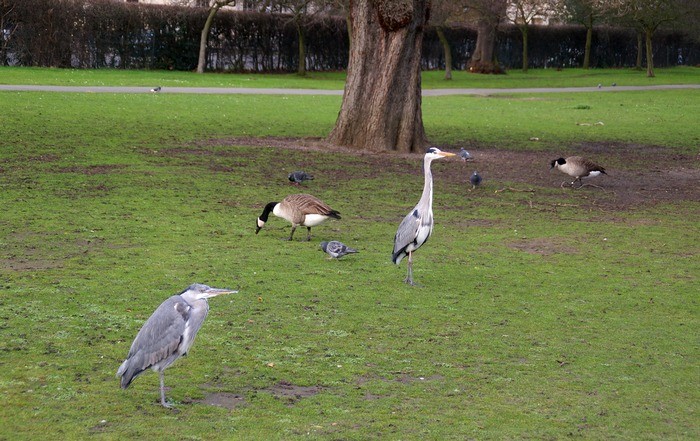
{"left": 256, "top": 193, "right": 340, "bottom": 241}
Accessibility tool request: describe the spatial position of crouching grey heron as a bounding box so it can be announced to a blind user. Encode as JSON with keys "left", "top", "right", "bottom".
{"left": 116, "top": 283, "right": 237, "bottom": 408}
{"left": 392, "top": 147, "right": 456, "bottom": 285}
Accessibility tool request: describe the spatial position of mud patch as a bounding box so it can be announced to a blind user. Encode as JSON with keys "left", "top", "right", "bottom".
{"left": 508, "top": 237, "right": 579, "bottom": 256}
{"left": 57, "top": 165, "right": 126, "bottom": 175}
{"left": 264, "top": 380, "right": 323, "bottom": 404}
{"left": 200, "top": 392, "right": 247, "bottom": 410}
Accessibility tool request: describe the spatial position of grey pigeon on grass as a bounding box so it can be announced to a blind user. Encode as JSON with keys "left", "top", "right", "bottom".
{"left": 288, "top": 171, "right": 314, "bottom": 185}
{"left": 320, "top": 241, "right": 358, "bottom": 259}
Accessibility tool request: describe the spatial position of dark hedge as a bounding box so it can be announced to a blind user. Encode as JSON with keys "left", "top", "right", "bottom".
{"left": 1, "top": 0, "right": 697, "bottom": 71}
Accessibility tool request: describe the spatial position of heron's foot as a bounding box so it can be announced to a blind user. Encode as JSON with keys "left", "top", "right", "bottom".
{"left": 404, "top": 278, "right": 422, "bottom": 287}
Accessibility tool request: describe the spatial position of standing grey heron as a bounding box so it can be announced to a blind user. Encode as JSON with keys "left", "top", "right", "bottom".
{"left": 550, "top": 156, "right": 607, "bottom": 188}
{"left": 116, "top": 283, "right": 237, "bottom": 408}
{"left": 255, "top": 193, "right": 341, "bottom": 241}
{"left": 392, "top": 147, "right": 456, "bottom": 285}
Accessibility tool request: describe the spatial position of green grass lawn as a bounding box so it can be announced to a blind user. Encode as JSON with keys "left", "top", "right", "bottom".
{"left": 0, "top": 68, "right": 698, "bottom": 440}
{"left": 1, "top": 65, "right": 699, "bottom": 89}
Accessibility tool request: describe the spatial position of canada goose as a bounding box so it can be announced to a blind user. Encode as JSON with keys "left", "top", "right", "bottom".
{"left": 320, "top": 241, "right": 358, "bottom": 259}
{"left": 150, "top": 86, "right": 161, "bottom": 93}
{"left": 550, "top": 156, "right": 607, "bottom": 188}
{"left": 288, "top": 171, "right": 314, "bottom": 185}
{"left": 256, "top": 193, "right": 341, "bottom": 241}
{"left": 470, "top": 171, "right": 482, "bottom": 189}
{"left": 392, "top": 147, "right": 456, "bottom": 286}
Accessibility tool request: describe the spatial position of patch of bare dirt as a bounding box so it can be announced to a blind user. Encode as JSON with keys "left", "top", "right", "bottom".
{"left": 199, "top": 392, "right": 246, "bottom": 410}
{"left": 264, "top": 380, "right": 323, "bottom": 404}
{"left": 188, "top": 137, "right": 699, "bottom": 211}
{"left": 508, "top": 237, "right": 579, "bottom": 256}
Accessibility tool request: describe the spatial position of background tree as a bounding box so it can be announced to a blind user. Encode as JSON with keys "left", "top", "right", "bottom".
{"left": 552, "top": 0, "right": 606, "bottom": 69}
{"left": 263, "top": 0, "right": 317, "bottom": 76}
{"left": 193, "top": 0, "right": 238, "bottom": 74}
{"left": 603, "top": 0, "right": 689, "bottom": 77}
{"left": 430, "top": 0, "right": 469, "bottom": 80}
{"left": 328, "top": 0, "right": 430, "bottom": 153}
{"left": 507, "top": 0, "right": 552, "bottom": 72}
{"left": 461, "top": 0, "right": 508, "bottom": 74}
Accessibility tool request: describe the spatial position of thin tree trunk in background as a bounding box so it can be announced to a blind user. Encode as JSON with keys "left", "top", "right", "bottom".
{"left": 583, "top": 14, "right": 592, "bottom": 69}
{"left": 197, "top": 4, "right": 221, "bottom": 74}
{"left": 520, "top": 25, "right": 528, "bottom": 72}
{"left": 436, "top": 26, "right": 452, "bottom": 80}
{"left": 296, "top": 22, "right": 306, "bottom": 76}
{"left": 644, "top": 28, "right": 655, "bottom": 77}
{"left": 327, "top": 0, "right": 430, "bottom": 153}
{"left": 636, "top": 31, "right": 643, "bottom": 70}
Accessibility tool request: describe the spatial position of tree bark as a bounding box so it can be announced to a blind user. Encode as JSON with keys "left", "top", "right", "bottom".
{"left": 644, "top": 28, "right": 655, "bottom": 77}
{"left": 635, "top": 31, "right": 643, "bottom": 70}
{"left": 197, "top": 4, "right": 222, "bottom": 74}
{"left": 436, "top": 26, "right": 452, "bottom": 80}
{"left": 468, "top": 19, "right": 503, "bottom": 74}
{"left": 520, "top": 25, "right": 528, "bottom": 72}
{"left": 327, "top": 0, "right": 430, "bottom": 153}
{"left": 296, "top": 22, "right": 306, "bottom": 76}
{"left": 583, "top": 14, "right": 592, "bottom": 69}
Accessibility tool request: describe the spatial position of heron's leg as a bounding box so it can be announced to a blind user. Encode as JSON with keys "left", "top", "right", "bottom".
{"left": 404, "top": 251, "right": 415, "bottom": 285}
{"left": 159, "top": 372, "right": 173, "bottom": 408}
{"left": 305, "top": 227, "right": 312, "bottom": 241}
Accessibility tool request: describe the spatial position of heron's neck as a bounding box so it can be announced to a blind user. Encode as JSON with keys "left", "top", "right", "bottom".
{"left": 420, "top": 157, "right": 434, "bottom": 211}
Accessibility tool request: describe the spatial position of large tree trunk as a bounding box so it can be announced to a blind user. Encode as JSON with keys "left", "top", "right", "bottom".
{"left": 327, "top": 0, "right": 429, "bottom": 153}
{"left": 436, "top": 26, "right": 452, "bottom": 80}
{"left": 644, "top": 28, "right": 655, "bottom": 77}
{"left": 197, "top": 4, "right": 222, "bottom": 74}
{"left": 468, "top": 19, "right": 503, "bottom": 74}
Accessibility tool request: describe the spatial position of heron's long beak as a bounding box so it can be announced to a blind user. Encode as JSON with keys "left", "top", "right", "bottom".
{"left": 205, "top": 287, "right": 238, "bottom": 297}
{"left": 440, "top": 152, "right": 457, "bottom": 158}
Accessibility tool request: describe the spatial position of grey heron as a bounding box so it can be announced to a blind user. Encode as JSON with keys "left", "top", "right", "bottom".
{"left": 320, "top": 240, "right": 358, "bottom": 259}
{"left": 550, "top": 156, "right": 607, "bottom": 188}
{"left": 288, "top": 171, "right": 314, "bottom": 185}
{"left": 256, "top": 193, "right": 341, "bottom": 241}
{"left": 470, "top": 171, "right": 482, "bottom": 189}
{"left": 392, "top": 147, "right": 456, "bottom": 285}
{"left": 116, "top": 283, "right": 237, "bottom": 408}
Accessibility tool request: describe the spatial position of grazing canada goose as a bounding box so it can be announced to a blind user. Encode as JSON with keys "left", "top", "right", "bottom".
{"left": 320, "top": 240, "right": 358, "bottom": 259}
{"left": 256, "top": 193, "right": 341, "bottom": 241}
{"left": 550, "top": 156, "right": 607, "bottom": 188}
{"left": 288, "top": 171, "right": 314, "bottom": 185}
{"left": 470, "top": 171, "right": 482, "bottom": 189}
{"left": 459, "top": 148, "right": 473, "bottom": 161}
{"left": 392, "top": 147, "right": 456, "bottom": 286}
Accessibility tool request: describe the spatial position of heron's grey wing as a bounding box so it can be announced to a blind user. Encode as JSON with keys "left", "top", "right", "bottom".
{"left": 117, "top": 295, "right": 189, "bottom": 388}
{"left": 393, "top": 209, "right": 421, "bottom": 256}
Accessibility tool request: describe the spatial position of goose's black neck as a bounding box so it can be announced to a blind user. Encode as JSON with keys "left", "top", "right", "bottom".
{"left": 259, "top": 202, "right": 278, "bottom": 222}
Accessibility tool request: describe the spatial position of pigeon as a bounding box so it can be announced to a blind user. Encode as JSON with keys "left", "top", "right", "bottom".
{"left": 459, "top": 148, "right": 473, "bottom": 162}
{"left": 288, "top": 171, "right": 314, "bottom": 185}
{"left": 320, "top": 241, "right": 358, "bottom": 259}
{"left": 150, "top": 86, "right": 161, "bottom": 93}
{"left": 470, "top": 171, "right": 482, "bottom": 189}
